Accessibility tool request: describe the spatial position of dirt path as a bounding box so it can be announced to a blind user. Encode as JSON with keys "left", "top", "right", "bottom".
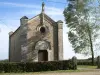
{"left": 2, "top": 71, "right": 99, "bottom": 75}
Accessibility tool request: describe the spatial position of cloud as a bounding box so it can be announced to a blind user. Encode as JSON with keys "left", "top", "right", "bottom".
{"left": 0, "top": 23, "right": 18, "bottom": 60}
{"left": 0, "top": 2, "right": 63, "bottom": 11}
{"left": 63, "top": 25, "right": 75, "bottom": 59}
{"left": 0, "top": 22, "right": 19, "bottom": 60}
{"left": 23, "top": 8, "right": 63, "bottom": 17}
{"left": 0, "top": 2, "right": 40, "bottom": 8}
{"left": 0, "top": 2, "right": 64, "bottom": 21}
{"left": 46, "top": 0, "right": 67, "bottom": 4}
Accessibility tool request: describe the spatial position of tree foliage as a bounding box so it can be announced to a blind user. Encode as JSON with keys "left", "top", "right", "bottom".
{"left": 64, "top": 0, "right": 100, "bottom": 65}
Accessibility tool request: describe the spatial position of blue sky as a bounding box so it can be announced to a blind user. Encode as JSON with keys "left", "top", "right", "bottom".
{"left": 0, "top": 0, "right": 93, "bottom": 60}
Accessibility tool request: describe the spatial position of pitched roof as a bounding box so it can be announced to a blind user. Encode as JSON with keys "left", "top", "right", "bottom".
{"left": 28, "top": 13, "right": 55, "bottom": 23}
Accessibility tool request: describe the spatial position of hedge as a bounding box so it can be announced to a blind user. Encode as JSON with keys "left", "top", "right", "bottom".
{"left": 77, "top": 60, "right": 97, "bottom": 66}
{"left": 0, "top": 60, "right": 77, "bottom": 73}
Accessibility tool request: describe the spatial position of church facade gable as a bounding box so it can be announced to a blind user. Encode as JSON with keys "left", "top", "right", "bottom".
{"left": 24, "top": 14, "right": 55, "bottom": 62}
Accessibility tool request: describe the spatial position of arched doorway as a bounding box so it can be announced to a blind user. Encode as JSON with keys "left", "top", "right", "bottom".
{"left": 35, "top": 40, "right": 50, "bottom": 61}
{"left": 38, "top": 50, "right": 48, "bottom": 61}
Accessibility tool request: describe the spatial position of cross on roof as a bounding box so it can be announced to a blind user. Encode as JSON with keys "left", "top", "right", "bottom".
{"left": 42, "top": 2, "right": 45, "bottom": 13}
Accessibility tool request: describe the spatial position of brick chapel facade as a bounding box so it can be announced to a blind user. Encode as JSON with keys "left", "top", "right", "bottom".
{"left": 9, "top": 3, "right": 63, "bottom": 62}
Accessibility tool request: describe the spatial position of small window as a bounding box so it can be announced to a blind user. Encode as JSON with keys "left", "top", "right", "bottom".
{"left": 40, "top": 27, "right": 46, "bottom": 33}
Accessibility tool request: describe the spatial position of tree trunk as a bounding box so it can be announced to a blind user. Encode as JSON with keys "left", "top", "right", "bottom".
{"left": 90, "top": 36, "right": 94, "bottom": 65}
{"left": 88, "top": 26, "right": 94, "bottom": 65}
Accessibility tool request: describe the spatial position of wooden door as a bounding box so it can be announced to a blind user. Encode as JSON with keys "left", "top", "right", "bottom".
{"left": 38, "top": 50, "right": 48, "bottom": 61}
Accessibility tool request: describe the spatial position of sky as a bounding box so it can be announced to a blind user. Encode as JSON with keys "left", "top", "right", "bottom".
{"left": 0, "top": 0, "right": 94, "bottom": 60}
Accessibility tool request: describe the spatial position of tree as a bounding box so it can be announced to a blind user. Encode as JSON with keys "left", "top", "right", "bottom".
{"left": 64, "top": 0, "right": 100, "bottom": 65}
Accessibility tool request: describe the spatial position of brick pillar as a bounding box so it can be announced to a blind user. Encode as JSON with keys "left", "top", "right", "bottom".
{"left": 9, "top": 31, "right": 13, "bottom": 62}
{"left": 20, "top": 16, "right": 28, "bottom": 26}
{"left": 97, "top": 56, "right": 100, "bottom": 69}
{"left": 72, "top": 56, "right": 77, "bottom": 70}
{"left": 57, "top": 20, "right": 63, "bottom": 60}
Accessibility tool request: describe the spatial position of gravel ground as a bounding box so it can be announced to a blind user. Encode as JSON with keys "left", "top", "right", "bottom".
{"left": 35, "top": 71, "right": 100, "bottom": 75}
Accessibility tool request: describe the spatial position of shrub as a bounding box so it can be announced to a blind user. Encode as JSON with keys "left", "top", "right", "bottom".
{"left": 77, "top": 59, "right": 97, "bottom": 66}
{"left": 0, "top": 60, "right": 77, "bottom": 73}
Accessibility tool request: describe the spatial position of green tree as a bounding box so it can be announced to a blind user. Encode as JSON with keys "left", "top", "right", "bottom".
{"left": 64, "top": 0, "right": 100, "bottom": 65}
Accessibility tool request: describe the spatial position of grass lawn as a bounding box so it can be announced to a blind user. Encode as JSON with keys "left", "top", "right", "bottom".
{"left": 0, "top": 71, "right": 82, "bottom": 75}
{"left": 78, "top": 65, "right": 97, "bottom": 69}
{"left": 0, "top": 70, "right": 82, "bottom": 75}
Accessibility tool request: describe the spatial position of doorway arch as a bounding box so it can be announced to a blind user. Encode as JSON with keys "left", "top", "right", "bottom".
{"left": 35, "top": 40, "right": 50, "bottom": 61}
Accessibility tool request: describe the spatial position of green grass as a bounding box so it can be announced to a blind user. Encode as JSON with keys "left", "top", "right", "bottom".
{"left": 78, "top": 65, "right": 97, "bottom": 69}
{"left": 0, "top": 70, "right": 82, "bottom": 75}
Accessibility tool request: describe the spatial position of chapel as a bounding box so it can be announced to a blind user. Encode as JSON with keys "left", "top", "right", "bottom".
{"left": 9, "top": 2, "right": 63, "bottom": 62}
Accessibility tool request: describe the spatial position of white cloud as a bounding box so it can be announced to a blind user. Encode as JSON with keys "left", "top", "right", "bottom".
{"left": 23, "top": 9, "right": 63, "bottom": 18}
{"left": 0, "top": 2, "right": 63, "bottom": 11}
{"left": 0, "top": 2, "right": 40, "bottom": 8}
{"left": 46, "top": 0, "right": 67, "bottom": 4}
{"left": 0, "top": 24, "right": 18, "bottom": 60}
{"left": 63, "top": 25, "right": 75, "bottom": 60}
{"left": 0, "top": 2, "right": 63, "bottom": 21}
{"left": 0, "top": 19, "right": 20, "bottom": 60}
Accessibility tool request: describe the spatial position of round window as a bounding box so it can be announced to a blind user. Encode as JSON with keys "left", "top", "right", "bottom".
{"left": 40, "top": 27, "right": 46, "bottom": 33}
